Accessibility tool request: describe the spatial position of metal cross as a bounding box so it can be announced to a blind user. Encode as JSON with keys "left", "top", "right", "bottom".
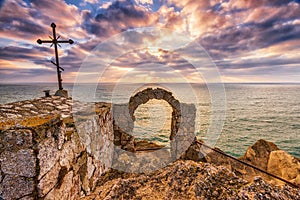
{"left": 37, "top": 23, "right": 74, "bottom": 90}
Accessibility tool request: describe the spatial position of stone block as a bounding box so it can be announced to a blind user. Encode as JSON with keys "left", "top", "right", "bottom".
{"left": 0, "top": 175, "right": 34, "bottom": 199}
{"left": 0, "top": 129, "right": 33, "bottom": 152}
{"left": 38, "top": 138, "right": 60, "bottom": 179}
{"left": 44, "top": 171, "right": 73, "bottom": 200}
{"left": 38, "top": 162, "right": 61, "bottom": 197}
{"left": 0, "top": 149, "right": 36, "bottom": 177}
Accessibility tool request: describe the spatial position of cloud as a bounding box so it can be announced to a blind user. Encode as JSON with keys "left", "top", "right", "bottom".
{"left": 0, "top": 0, "right": 88, "bottom": 42}
{"left": 84, "top": 0, "right": 99, "bottom": 4}
{"left": 0, "top": 0, "right": 46, "bottom": 40}
{"left": 82, "top": 0, "right": 158, "bottom": 37}
{"left": 0, "top": 0, "right": 300, "bottom": 83}
{"left": 135, "top": 0, "right": 153, "bottom": 6}
{"left": 0, "top": 45, "right": 52, "bottom": 62}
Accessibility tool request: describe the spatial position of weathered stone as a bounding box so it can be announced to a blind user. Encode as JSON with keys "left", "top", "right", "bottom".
{"left": 0, "top": 175, "right": 34, "bottom": 199}
{"left": 294, "top": 174, "right": 300, "bottom": 185}
{"left": 138, "top": 93, "right": 148, "bottom": 104}
{"left": 242, "top": 139, "right": 279, "bottom": 170}
{"left": 81, "top": 160, "right": 300, "bottom": 200}
{"left": 147, "top": 89, "right": 155, "bottom": 99}
{"left": 87, "top": 156, "right": 95, "bottom": 179}
{"left": 57, "top": 105, "right": 69, "bottom": 110}
{"left": 19, "top": 196, "right": 35, "bottom": 200}
{"left": 267, "top": 150, "right": 300, "bottom": 182}
{"left": 54, "top": 89, "right": 68, "bottom": 98}
{"left": 57, "top": 122, "right": 66, "bottom": 150}
{"left": 163, "top": 92, "right": 173, "bottom": 102}
{"left": 89, "top": 160, "right": 104, "bottom": 190}
{"left": 38, "top": 138, "right": 60, "bottom": 179}
{"left": 181, "top": 142, "right": 206, "bottom": 162}
{"left": 0, "top": 149, "right": 36, "bottom": 177}
{"left": 134, "top": 140, "right": 164, "bottom": 151}
{"left": 70, "top": 174, "right": 81, "bottom": 200}
{"left": 134, "top": 96, "right": 143, "bottom": 105}
{"left": 44, "top": 171, "right": 73, "bottom": 200}
{"left": 153, "top": 89, "right": 164, "bottom": 99}
{"left": 125, "top": 87, "right": 192, "bottom": 157}
{"left": 0, "top": 129, "right": 33, "bottom": 152}
{"left": 59, "top": 141, "right": 74, "bottom": 170}
{"left": 38, "top": 162, "right": 61, "bottom": 197}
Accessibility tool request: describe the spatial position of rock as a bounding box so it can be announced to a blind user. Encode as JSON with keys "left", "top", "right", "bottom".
{"left": 59, "top": 141, "right": 74, "bottom": 170}
{"left": 81, "top": 160, "right": 300, "bottom": 200}
{"left": 0, "top": 149, "right": 36, "bottom": 177}
{"left": 38, "top": 162, "right": 61, "bottom": 197}
{"left": 44, "top": 171, "right": 74, "bottom": 200}
{"left": 267, "top": 150, "right": 300, "bottom": 183}
{"left": 181, "top": 140, "right": 300, "bottom": 184}
{"left": 38, "top": 138, "right": 60, "bottom": 179}
{"left": 0, "top": 129, "right": 33, "bottom": 152}
{"left": 54, "top": 89, "right": 68, "bottom": 98}
{"left": 242, "top": 139, "right": 279, "bottom": 170}
{"left": 70, "top": 174, "right": 81, "bottom": 200}
{"left": 0, "top": 175, "right": 34, "bottom": 199}
{"left": 180, "top": 141, "right": 206, "bottom": 162}
{"left": 294, "top": 174, "right": 300, "bottom": 186}
{"left": 134, "top": 140, "right": 164, "bottom": 151}
{"left": 87, "top": 156, "right": 96, "bottom": 179}
{"left": 19, "top": 196, "right": 35, "bottom": 200}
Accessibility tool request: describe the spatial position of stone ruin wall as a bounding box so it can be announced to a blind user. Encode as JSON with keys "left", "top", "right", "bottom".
{"left": 0, "top": 97, "right": 113, "bottom": 200}
{"left": 113, "top": 88, "right": 196, "bottom": 159}
{"left": 0, "top": 88, "right": 196, "bottom": 199}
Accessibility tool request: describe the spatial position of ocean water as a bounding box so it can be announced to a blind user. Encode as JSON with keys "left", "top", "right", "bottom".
{"left": 0, "top": 83, "right": 299, "bottom": 158}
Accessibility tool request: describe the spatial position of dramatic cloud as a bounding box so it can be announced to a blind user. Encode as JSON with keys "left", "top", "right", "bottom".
{"left": 0, "top": 0, "right": 300, "bottom": 83}
{"left": 82, "top": 0, "right": 158, "bottom": 37}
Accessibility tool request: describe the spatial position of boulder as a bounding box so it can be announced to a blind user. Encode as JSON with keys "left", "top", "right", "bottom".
{"left": 242, "top": 139, "right": 279, "bottom": 170}
{"left": 180, "top": 141, "right": 206, "bottom": 162}
{"left": 267, "top": 150, "right": 300, "bottom": 184}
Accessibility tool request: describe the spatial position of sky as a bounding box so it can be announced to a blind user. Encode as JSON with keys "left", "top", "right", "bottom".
{"left": 0, "top": 0, "right": 300, "bottom": 83}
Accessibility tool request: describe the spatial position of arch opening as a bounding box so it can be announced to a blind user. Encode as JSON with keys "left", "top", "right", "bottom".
{"left": 132, "top": 99, "right": 172, "bottom": 147}
{"left": 129, "top": 88, "right": 181, "bottom": 141}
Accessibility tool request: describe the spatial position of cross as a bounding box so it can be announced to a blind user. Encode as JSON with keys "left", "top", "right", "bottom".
{"left": 37, "top": 23, "right": 74, "bottom": 90}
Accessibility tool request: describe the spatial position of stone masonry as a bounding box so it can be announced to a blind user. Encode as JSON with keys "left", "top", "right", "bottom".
{"left": 0, "top": 96, "right": 113, "bottom": 199}
{"left": 113, "top": 88, "right": 196, "bottom": 159}
{"left": 0, "top": 87, "right": 197, "bottom": 198}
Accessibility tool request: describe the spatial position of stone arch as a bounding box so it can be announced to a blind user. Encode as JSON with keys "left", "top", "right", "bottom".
{"left": 128, "top": 88, "right": 181, "bottom": 140}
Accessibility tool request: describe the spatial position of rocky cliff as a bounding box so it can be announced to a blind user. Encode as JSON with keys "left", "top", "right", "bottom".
{"left": 82, "top": 160, "right": 300, "bottom": 200}
{"left": 182, "top": 139, "right": 300, "bottom": 187}
{"left": 0, "top": 96, "right": 299, "bottom": 199}
{"left": 82, "top": 139, "right": 300, "bottom": 200}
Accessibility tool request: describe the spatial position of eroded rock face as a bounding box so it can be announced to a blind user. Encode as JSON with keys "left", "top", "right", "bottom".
{"left": 0, "top": 97, "right": 114, "bottom": 199}
{"left": 0, "top": 175, "right": 35, "bottom": 199}
{"left": 0, "top": 149, "right": 36, "bottom": 177}
{"left": 81, "top": 160, "right": 300, "bottom": 200}
{"left": 267, "top": 150, "right": 300, "bottom": 185}
{"left": 1, "top": 96, "right": 299, "bottom": 199}
{"left": 242, "top": 139, "right": 279, "bottom": 170}
{"left": 182, "top": 139, "right": 300, "bottom": 187}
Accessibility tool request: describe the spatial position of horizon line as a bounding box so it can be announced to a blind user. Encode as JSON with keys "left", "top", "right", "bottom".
{"left": 1, "top": 82, "right": 300, "bottom": 85}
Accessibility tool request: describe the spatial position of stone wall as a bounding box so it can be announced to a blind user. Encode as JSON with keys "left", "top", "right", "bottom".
{"left": 0, "top": 97, "right": 114, "bottom": 199}
{"left": 113, "top": 87, "right": 196, "bottom": 159}
{"left": 128, "top": 88, "right": 181, "bottom": 140}
{"left": 0, "top": 88, "right": 197, "bottom": 198}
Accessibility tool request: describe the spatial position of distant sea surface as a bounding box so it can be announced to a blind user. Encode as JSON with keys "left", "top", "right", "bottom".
{"left": 0, "top": 83, "right": 299, "bottom": 158}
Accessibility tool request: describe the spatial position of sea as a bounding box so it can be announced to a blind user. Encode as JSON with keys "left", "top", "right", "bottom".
{"left": 0, "top": 82, "right": 299, "bottom": 158}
